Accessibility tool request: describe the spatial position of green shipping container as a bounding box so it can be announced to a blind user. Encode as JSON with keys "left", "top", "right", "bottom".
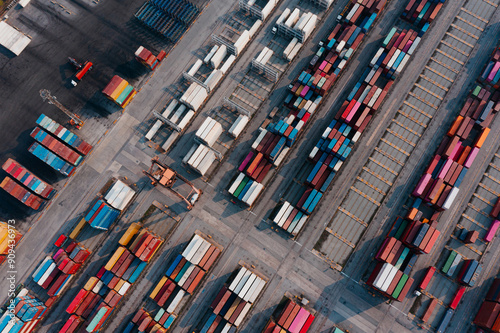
{"left": 442, "top": 251, "right": 457, "bottom": 274}
{"left": 234, "top": 177, "right": 249, "bottom": 198}
{"left": 382, "top": 27, "right": 397, "bottom": 47}
{"left": 392, "top": 275, "right": 409, "bottom": 299}
{"left": 394, "top": 220, "right": 409, "bottom": 240}
{"left": 174, "top": 262, "right": 192, "bottom": 283}
{"left": 472, "top": 85, "right": 481, "bottom": 97}
{"left": 86, "top": 307, "right": 110, "bottom": 332}
{"left": 116, "top": 85, "right": 134, "bottom": 105}
{"left": 395, "top": 247, "right": 410, "bottom": 269}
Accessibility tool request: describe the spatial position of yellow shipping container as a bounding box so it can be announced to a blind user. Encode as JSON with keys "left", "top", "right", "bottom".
{"left": 105, "top": 247, "right": 126, "bottom": 271}
{"left": 150, "top": 276, "right": 168, "bottom": 299}
{"left": 129, "top": 229, "right": 146, "bottom": 251}
{"left": 70, "top": 218, "right": 87, "bottom": 240}
{"left": 84, "top": 277, "right": 99, "bottom": 291}
{"left": 110, "top": 81, "right": 129, "bottom": 101}
{"left": 114, "top": 279, "right": 125, "bottom": 292}
{"left": 119, "top": 223, "right": 141, "bottom": 246}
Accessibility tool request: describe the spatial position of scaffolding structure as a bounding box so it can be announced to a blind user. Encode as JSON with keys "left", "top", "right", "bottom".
{"left": 306, "top": 0, "right": 333, "bottom": 10}
{"left": 238, "top": 0, "right": 264, "bottom": 20}
{"left": 223, "top": 97, "right": 252, "bottom": 117}
{"left": 251, "top": 59, "right": 279, "bottom": 82}
{"left": 276, "top": 22, "right": 306, "bottom": 43}
{"left": 182, "top": 72, "right": 211, "bottom": 93}
{"left": 211, "top": 34, "right": 237, "bottom": 55}
{"left": 152, "top": 110, "right": 181, "bottom": 132}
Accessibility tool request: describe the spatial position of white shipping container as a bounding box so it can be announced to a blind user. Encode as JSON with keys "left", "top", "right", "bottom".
{"left": 146, "top": 120, "right": 162, "bottom": 140}
{"left": 234, "top": 270, "right": 253, "bottom": 295}
{"left": 220, "top": 54, "right": 236, "bottom": 74}
{"left": 274, "top": 147, "right": 289, "bottom": 167}
{"left": 181, "top": 83, "right": 197, "bottom": 103}
{"left": 211, "top": 44, "right": 227, "bottom": 69}
{"left": 249, "top": 19, "right": 262, "bottom": 36}
{"left": 242, "top": 277, "right": 260, "bottom": 301}
{"left": 443, "top": 187, "right": 459, "bottom": 210}
{"left": 190, "top": 89, "right": 208, "bottom": 111}
{"left": 205, "top": 69, "right": 223, "bottom": 90}
{"left": 234, "top": 303, "right": 252, "bottom": 326}
{"left": 229, "top": 115, "right": 249, "bottom": 138}
{"left": 370, "top": 48, "right": 384, "bottom": 66}
{"left": 358, "top": 85, "right": 372, "bottom": 103}
{"left": 116, "top": 190, "right": 135, "bottom": 211}
{"left": 309, "top": 147, "right": 319, "bottom": 160}
{"left": 245, "top": 183, "right": 263, "bottom": 206}
{"left": 285, "top": 8, "right": 300, "bottom": 27}
{"left": 163, "top": 99, "right": 179, "bottom": 118}
{"left": 166, "top": 289, "right": 185, "bottom": 313}
{"left": 118, "top": 282, "right": 131, "bottom": 296}
{"left": 182, "top": 234, "right": 203, "bottom": 259}
{"left": 273, "top": 201, "right": 290, "bottom": 223}
{"left": 294, "top": 12, "right": 310, "bottom": 30}
{"left": 276, "top": 8, "right": 291, "bottom": 25}
{"left": 242, "top": 182, "right": 258, "bottom": 203}
{"left": 252, "top": 129, "right": 267, "bottom": 149}
{"left": 278, "top": 204, "right": 294, "bottom": 227}
{"left": 335, "top": 40, "right": 346, "bottom": 54}
{"left": 287, "top": 42, "right": 302, "bottom": 61}
{"left": 322, "top": 127, "right": 332, "bottom": 139}
{"left": 283, "top": 38, "right": 298, "bottom": 58}
{"left": 260, "top": 48, "right": 274, "bottom": 65}
{"left": 302, "top": 14, "right": 317, "bottom": 39}
{"left": 229, "top": 173, "right": 245, "bottom": 194}
{"left": 186, "top": 85, "right": 202, "bottom": 106}
{"left": 334, "top": 160, "right": 343, "bottom": 172}
{"left": 346, "top": 3, "right": 360, "bottom": 21}
{"left": 395, "top": 54, "right": 411, "bottom": 76}
{"left": 373, "top": 263, "right": 391, "bottom": 289}
{"left": 37, "top": 262, "right": 56, "bottom": 286}
{"left": 256, "top": 47, "right": 268, "bottom": 63}
{"left": 247, "top": 277, "right": 266, "bottom": 303}
{"left": 196, "top": 117, "right": 213, "bottom": 138}
{"left": 368, "top": 88, "right": 383, "bottom": 108}
{"left": 191, "top": 146, "right": 209, "bottom": 169}
{"left": 196, "top": 151, "right": 216, "bottom": 175}
{"left": 229, "top": 267, "right": 249, "bottom": 291}
{"left": 190, "top": 240, "right": 211, "bottom": 265}
{"left": 170, "top": 104, "right": 187, "bottom": 124}
{"left": 447, "top": 253, "right": 462, "bottom": 277}
{"left": 387, "top": 49, "right": 401, "bottom": 69}
{"left": 204, "top": 45, "right": 219, "bottom": 64}
{"left": 178, "top": 109, "right": 195, "bottom": 130}
{"left": 365, "top": 67, "right": 377, "bottom": 84}
{"left": 162, "top": 132, "right": 179, "bottom": 151}
{"left": 238, "top": 273, "right": 257, "bottom": 298}
{"left": 291, "top": 215, "right": 308, "bottom": 236}
{"left": 381, "top": 266, "right": 399, "bottom": 292}
{"left": 407, "top": 37, "right": 421, "bottom": 55}
{"left": 221, "top": 323, "right": 232, "bottom": 333}
{"left": 234, "top": 30, "right": 251, "bottom": 55}
{"left": 352, "top": 131, "right": 361, "bottom": 143}
{"left": 188, "top": 59, "right": 203, "bottom": 76}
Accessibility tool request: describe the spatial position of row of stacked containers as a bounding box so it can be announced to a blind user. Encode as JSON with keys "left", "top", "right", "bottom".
{"left": 59, "top": 223, "right": 164, "bottom": 332}
{"left": 266, "top": 0, "right": 444, "bottom": 238}
{"left": 135, "top": 0, "right": 200, "bottom": 42}
{"left": 124, "top": 232, "right": 222, "bottom": 333}
{"left": 0, "top": 113, "right": 92, "bottom": 211}
{"left": 0, "top": 221, "right": 22, "bottom": 265}
{"left": 199, "top": 265, "right": 267, "bottom": 332}
{"left": 0, "top": 292, "right": 47, "bottom": 333}
{"left": 228, "top": 0, "right": 391, "bottom": 211}
{"left": 262, "top": 295, "right": 315, "bottom": 333}
{"left": 366, "top": 28, "right": 500, "bottom": 332}
{"left": 474, "top": 278, "right": 500, "bottom": 332}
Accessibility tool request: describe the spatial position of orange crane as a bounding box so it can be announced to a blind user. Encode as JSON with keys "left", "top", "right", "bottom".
{"left": 143, "top": 157, "right": 202, "bottom": 210}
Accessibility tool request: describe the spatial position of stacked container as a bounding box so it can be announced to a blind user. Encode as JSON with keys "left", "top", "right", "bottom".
{"left": 180, "top": 82, "right": 208, "bottom": 111}
{"left": 125, "top": 308, "right": 176, "bottom": 333}
{"left": 228, "top": 172, "right": 264, "bottom": 206}
{"left": 0, "top": 176, "right": 46, "bottom": 210}
{"left": 402, "top": 0, "right": 445, "bottom": 27}
{"left": 30, "top": 127, "right": 83, "bottom": 166}
{"left": 150, "top": 234, "right": 221, "bottom": 312}
{"left": 0, "top": 294, "right": 47, "bottom": 333}
{"left": 63, "top": 224, "right": 163, "bottom": 332}
{"left": 369, "top": 27, "right": 420, "bottom": 79}
{"left": 2, "top": 158, "right": 56, "bottom": 199}
{"left": 183, "top": 143, "right": 217, "bottom": 176}
{"left": 262, "top": 297, "right": 315, "bottom": 333}
{"left": 366, "top": 262, "right": 414, "bottom": 301}
{"left": 0, "top": 221, "right": 22, "bottom": 264}
{"left": 83, "top": 199, "right": 120, "bottom": 230}
{"left": 135, "top": 46, "right": 166, "bottom": 70}
{"left": 32, "top": 240, "right": 90, "bottom": 296}
{"left": 400, "top": 221, "right": 440, "bottom": 254}
{"left": 270, "top": 201, "right": 308, "bottom": 237}
{"left": 196, "top": 117, "right": 223, "bottom": 147}
{"left": 35, "top": 114, "right": 93, "bottom": 155}
{"left": 474, "top": 279, "right": 500, "bottom": 332}
{"left": 200, "top": 266, "right": 267, "bottom": 332}
{"left": 412, "top": 85, "right": 500, "bottom": 211}
{"left": 104, "top": 180, "right": 136, "bottom": 211}
{"left": 480, "top": 47, "right": 500, "bottom": 89}
{"left": 28, "top": 142, "right": 75, "bottom": 177}
{"left": 229, "top": 0, "right": 392, "bottom": 210}
{"left": 457, "top": 259, "right": 482, "bottom": 287}
{"left": 102, "top": 75, "right": 137, "bottom": 108}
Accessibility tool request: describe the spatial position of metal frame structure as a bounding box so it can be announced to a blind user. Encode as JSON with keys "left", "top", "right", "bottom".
{"left": 182, "top": 72, "right": 211, "bottom": 93}
{"left": 306, "top": 0, "right": 332, "bottom": 10}
{"left": 251, "top": 59, "right": 279, "bottom": 82}
{"left": 238, "top": 0, "right": 264, "bottom": 20}
{"left": 276, "top": 22, "right": 306, "bottom": 43}
{"left": 211, "top": 34, "right": 237, "bottom": 55}
{"left": 40, "top": 89, "right": 84, "bottom": 129}
{"left": 223, "top": 97, "right": 252, "bottom": 117}
{"left": 193, "top": 137, "right": 224, "bottom": 160}
{"left": 143, "top": 157, "right": 202, "bottom": 210}
{"left": 152, "top": 110, "right": 181, "bottom": 132}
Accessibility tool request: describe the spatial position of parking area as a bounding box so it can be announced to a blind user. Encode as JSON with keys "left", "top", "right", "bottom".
{"left": 314, "top": 0, "right": 500, "bottom": 269}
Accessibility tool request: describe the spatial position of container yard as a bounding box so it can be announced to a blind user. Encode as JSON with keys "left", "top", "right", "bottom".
{"left": 4, "top": 0, "right": 500, "bottom": 332}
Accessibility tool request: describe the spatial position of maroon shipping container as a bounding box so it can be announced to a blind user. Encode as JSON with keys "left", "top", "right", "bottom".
{"left": 474, "top": 301, "right": 500, "bottom": 328}
{"left": 422, "top": 298, "right": 438, "bottom": 322}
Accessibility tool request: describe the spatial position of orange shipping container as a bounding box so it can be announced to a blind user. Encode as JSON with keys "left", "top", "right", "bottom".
{"left": 475, "top": 128, "right": 490, "bottom": 149}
